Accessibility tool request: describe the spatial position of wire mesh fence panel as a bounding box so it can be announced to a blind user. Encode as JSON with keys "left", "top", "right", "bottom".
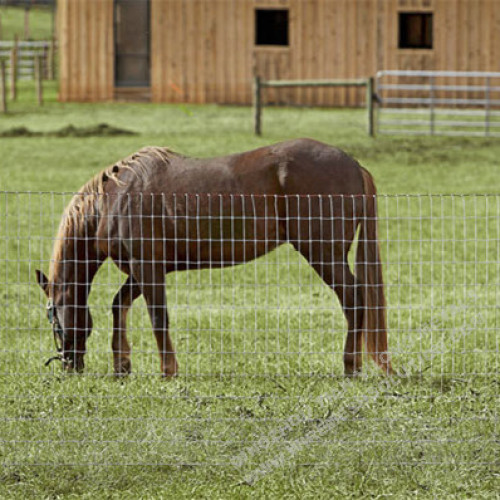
{"left": 0, "top": 192, "right": 497, "bottom": 473}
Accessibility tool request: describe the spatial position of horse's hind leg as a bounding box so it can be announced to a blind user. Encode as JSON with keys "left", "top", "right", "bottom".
{"left": 335, "top": 263, "right": 364, "bottom": 376}
{"left": 285, "top": 196, "right": 364, "bottom": 375}
{"left": 290, "top": 221, "right": 363, "bottom": 375}
{"left": 309, "top": 248, "right": 364, "bottom": 376}
{"left": 112, "top": 275, "right": 141, "bottom": 375}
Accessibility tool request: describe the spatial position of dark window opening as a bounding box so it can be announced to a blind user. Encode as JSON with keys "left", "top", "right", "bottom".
{"left": 399, "top": 12, "right": 433, "bottom": 49}
{"left": 255, "top": 9, "right": 289, "bottom": 46}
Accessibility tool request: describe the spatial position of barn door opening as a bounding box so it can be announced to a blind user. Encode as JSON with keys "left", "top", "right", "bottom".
{"left": 114, "top": 0, "right": 150, "bottom": 87}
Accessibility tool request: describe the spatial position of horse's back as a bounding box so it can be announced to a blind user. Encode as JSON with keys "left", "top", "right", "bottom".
{"left": 103, "top": 138, "right": 364, "bottom": 197}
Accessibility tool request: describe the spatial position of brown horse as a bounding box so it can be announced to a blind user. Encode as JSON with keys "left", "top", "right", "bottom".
{"left": 36, "top": 138, "right": 393, "bottom": 377}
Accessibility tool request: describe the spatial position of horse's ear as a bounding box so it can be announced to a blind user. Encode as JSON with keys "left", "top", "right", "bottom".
{"left": 35, "top": 269, "right": 49, "bottom": 297}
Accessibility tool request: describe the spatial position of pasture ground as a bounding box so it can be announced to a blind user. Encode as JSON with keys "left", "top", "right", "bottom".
{"left": 0, "top": 5, "right": 54, "bottom": 41}
{"left": 0, "top": 84, "right": 499, "bottom": 498}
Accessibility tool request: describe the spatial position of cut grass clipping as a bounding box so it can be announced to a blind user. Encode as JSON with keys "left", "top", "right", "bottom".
{"left": 0, "top": 123, "right": 137, "bottom": 138}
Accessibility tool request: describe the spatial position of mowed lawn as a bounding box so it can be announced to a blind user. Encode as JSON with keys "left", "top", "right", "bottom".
{"left": 0, "top": 85, "right": 499, "bottom": 498}
{"left": 0, "top": 6, "right": 54, "bottom": 41}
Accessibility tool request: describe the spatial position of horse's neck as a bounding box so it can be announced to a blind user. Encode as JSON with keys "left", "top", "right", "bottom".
{"left": 51, "top": 226, "right": 102, "bottom": 302}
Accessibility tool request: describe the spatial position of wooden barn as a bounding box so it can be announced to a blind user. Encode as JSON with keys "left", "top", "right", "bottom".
{"left": 57, "top": 0, "right": 500, "bottom": 106}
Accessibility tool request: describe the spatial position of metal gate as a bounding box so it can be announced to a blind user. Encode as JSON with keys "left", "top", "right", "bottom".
{"left": 376, "top": 70, "right": 500, "bottom": 137}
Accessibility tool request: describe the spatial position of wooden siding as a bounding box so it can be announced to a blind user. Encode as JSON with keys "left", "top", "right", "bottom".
{"left": 58, "top": 0, "right": 500, "bottom": 106}
{"left": 58, "top": 0, "right": 113, "bottom": 102}
{"left": 151, "top": 0, "right": 254, "bottom": 104}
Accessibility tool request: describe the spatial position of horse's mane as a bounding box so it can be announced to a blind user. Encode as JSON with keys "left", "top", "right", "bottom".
{"left": 49, "top": 146, "right": 175, "bottom": 282}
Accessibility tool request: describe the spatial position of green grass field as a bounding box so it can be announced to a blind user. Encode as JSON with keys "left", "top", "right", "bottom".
{"left": 0, "top": 6, "right": 54, "bottom": 41}
{"left": 0, "top": 84, "right": 499, "bottom": 498}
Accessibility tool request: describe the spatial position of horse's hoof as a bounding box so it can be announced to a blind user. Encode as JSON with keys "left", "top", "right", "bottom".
{"left": 343, "top": 359, "right": 362, "bottom": 377}
{"left": 162, "top": 362, "right": 179, "bottom": 379}
{"left": 344, "top": 361, "right": 362, "bottom": 377}
{"left": 161, "top": 358, "right": 179, "bottom": 379}
{"left": 114, "top": 358, "right": 132, "bottom": 376}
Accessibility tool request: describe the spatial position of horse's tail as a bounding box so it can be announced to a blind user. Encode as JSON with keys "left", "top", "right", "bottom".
{"left": 356, "top": 166, "right": 393, "bottom": 374}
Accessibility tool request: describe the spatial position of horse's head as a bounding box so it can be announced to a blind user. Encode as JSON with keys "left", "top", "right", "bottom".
{"left": 36, "top": 269, "right": 93, "bottom": 372}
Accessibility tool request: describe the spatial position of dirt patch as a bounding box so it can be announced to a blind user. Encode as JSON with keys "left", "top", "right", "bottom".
{"left": 0, "top": 123, "right": 137, "bottom": 138}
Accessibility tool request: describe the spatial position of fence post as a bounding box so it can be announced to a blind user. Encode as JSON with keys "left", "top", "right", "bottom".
{"left": 48, "top": 36, "right": 56, "bottom": 80}
{"left": 485, "top": 76, "right": 490, "bottom": 137}
{"left": 0, "top": 60, "right": 7, "bottom": 114}
{"left": 24, "top": 7, "right": 30, "bottom": 40}
{"left": 35, "top": 56, "right": 43, "bottom": 106}
{"left": 10, "top": 43, "right": 17, "bottom": 101}
{"left": 430, "top": 75, "right": 435, "bottom": 136}
{"left": 367, "top": 77, "right": 375, "bottom": 137}
{"left": 253, "top": 75, "right": 262, "bottom": 136}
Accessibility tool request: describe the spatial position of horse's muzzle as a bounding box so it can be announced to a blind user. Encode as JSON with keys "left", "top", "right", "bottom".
{"left": 63, "top": 352, "right": 85, "bottom": 373}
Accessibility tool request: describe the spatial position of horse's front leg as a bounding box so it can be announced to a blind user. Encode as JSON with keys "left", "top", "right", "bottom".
{"left": 111, "top": 275, "right": 142, "bottom": 375}
{"left": 130, "top": 261, "right": 178, "bottom": 377}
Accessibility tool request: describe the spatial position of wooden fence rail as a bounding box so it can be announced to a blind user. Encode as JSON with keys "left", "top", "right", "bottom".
{"left": 253, "top": 76, "right": 375, "bottom": 137}
{"left": 0, "top": 39, "right": 54, "bottom": 107}
{"left": 0, "top": 39, "right": 55, "bottom": 81}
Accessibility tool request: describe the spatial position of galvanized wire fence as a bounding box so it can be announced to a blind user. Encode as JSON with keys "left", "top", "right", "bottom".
{"left": 0, "top": 192, "right": 498, "bottom": 470}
